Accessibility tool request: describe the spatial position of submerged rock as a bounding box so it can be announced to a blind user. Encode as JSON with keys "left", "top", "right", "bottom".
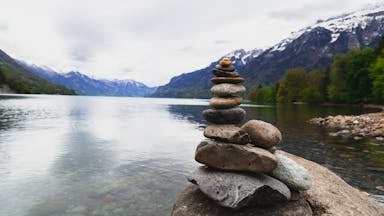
{"left": 204, "top": 125, "right": 250, "bottom": 144}
{"left": 195, "top": 140, "right": 277, "bottom": 173}
{"left": 187, "top": 166, "right": 291, "bottom": 209}
{"left": 241, "top": 120, "right": 282, "bottom": 148}
{"left": 272, "top": 154, "right": 311, "bottom": 191}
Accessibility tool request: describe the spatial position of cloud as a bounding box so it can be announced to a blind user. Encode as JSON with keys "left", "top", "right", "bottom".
{"left": 0, "top": 21, "right": 7, "bottom": 31}
{"left": 177, "top": 46, "right": 193, "bottom": 52}
{"left": 215, "top": 40, "right": 231, "bottom": 45}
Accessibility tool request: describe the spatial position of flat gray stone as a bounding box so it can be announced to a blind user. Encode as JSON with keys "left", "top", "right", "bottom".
{"left": 209, "top": 96, "right": 243, "bottom": 109}
{"left": 172, "top": 184, "right": 312, "bottom": 216}
{"left": 187, "top": 166, "right": 291, "bottom": 209}
{"left": 203, "top": 107, "right": 246, "bottom": 124}
{"left": 195, "top": 140, "right": 277, "bottom": 173}
{"left": 272, "top": 153, "right": 311, "bottom": 191}
{"left": 204, "top": 125, "right": 250, "bottom": 144}
{"left": 211, "top": 83, "right": 246, "bottom": 97}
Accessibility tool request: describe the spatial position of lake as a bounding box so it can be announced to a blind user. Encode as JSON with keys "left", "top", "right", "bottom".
{"left": 0, "top": 95, "right": 383, "bottom": 216}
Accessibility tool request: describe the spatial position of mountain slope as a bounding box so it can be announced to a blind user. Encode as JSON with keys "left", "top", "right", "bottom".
{"left": 153, "top": 3, "right": 384, "bottom": 98}
{"left": 18, "top": 63, "right": 157, "bottom": 97}
{"left": 153, "top": 48, "right": 263, "bottom": 98}
{"left": 0, "top": 49, "right": 75, "bottom": 95}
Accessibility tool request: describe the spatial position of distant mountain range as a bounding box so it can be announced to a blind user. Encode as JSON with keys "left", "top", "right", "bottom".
{"left": 153, "top": 3, "right": 384, "bottom": 98}
{"left": 18, "top": 62, "right": 157, "bottom": 97}
{"left": 0, "top": 49, "right": 75, "bottom": 95}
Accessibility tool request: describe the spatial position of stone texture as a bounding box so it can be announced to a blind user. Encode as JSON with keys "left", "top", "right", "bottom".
{"left": 204, "top": 125, "right": 250, "bottom": 144}
{"left": 211, "top": 77, "right": 245, "bottom": 84}
{"left": 203, "top": 107, "right": 246, "bottom": 124}
{"left": 278, "top": 150, "right": 384, "bottom": 216}
{"left": 209, "top": 96, "right": 243, "bottom": 109}
{"left": 272, "top": 153, "right": 311, "bottom": 191}
{"left": 187, "top": 166, "right": 291, "bottom": 208}
{"left": 195, "top": 140, "right": 277, "bottom": 173}
{"left": 172, "top": 184, "right": 312, "bottom": 216}
{"left": 241, "top": 120, "right": 282, "bottom": 148}
{"left": 212, "top": 68, "right": 239, "bottom": 77}
{"left": 215, "top": 64, "right": 236, "bottom": 72}
{"left": 211, "top": 83, "right": 246, "bottom": 97}
{"left": 219, "top": 58, "right": 232, "bottom": 67}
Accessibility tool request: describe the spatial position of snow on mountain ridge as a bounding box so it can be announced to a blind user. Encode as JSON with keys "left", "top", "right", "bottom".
{"left": 271, "top": 2, "right": 384, "bottom": 52}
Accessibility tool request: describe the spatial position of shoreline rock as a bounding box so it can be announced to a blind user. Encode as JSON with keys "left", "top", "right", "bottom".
{"left": 172, "top": 150, "right": 384, "bottom": 216}
{"left": 309, "top": 112, "right": 384, "bottom": 140}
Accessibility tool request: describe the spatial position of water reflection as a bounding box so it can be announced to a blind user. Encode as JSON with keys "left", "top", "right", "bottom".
{"left": 0, "top": 95, "right": 383, "bottom": 216}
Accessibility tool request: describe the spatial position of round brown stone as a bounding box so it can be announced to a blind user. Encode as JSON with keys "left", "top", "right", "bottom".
{"left": 241, "top": 120, "right": 282, "bottom": 148}
{"left": 220, "top": 58, "right": 232, "bottom": 67}
{"left": 211, "top": 77, "right": 245, "bottom": 84}
{"left": 209, "top": 96, "right": 243, "bottom": 109}
{"left": 211, "top": 83, "right": 246, "bottom": 97}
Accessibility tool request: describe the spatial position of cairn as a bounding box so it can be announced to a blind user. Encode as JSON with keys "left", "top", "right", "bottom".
{"left": 187, "top": 58, "right": 312, "bottom": 209}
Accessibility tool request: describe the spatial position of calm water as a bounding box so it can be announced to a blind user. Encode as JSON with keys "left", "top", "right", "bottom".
{"left": 0, "top": 95, "right": 383, "bottom": 216}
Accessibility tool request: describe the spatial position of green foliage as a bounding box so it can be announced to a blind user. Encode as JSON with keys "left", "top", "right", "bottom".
{"left": 0, "top": 64, "right": 75, "bottom": 95}
{"left": 276, "top": 68, "right": 308, "bottom": 102}
{"left": 247, "top": 84, "right": 277, "bottom": 104}
{"left": 369, "top": 57, "right": 384, "bottom": 102}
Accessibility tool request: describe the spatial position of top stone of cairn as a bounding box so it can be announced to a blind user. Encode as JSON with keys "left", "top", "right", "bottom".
{"left": 219, "top": 57, "right": 232, "bottom": 67}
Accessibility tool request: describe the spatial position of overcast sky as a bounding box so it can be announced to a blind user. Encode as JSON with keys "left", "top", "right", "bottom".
{"left": 0, "top": 0, "right": 381, "bottom": 86}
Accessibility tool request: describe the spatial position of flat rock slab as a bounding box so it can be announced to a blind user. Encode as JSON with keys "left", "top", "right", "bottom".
{"left": 212, "top": 69, "right": 239, "bottom": 77}
{"left": 195, "top": 140, "right": 277, "bottom": 173}
{"left": 187, "top": 167, "right": 291, "bottom": 209}
{"left": 210, "top": 96, "right": 243, "bottom": 109}
{"left": 211, "top": 77, "right": 245, "bottom": 84}
{"left": 172, "top": 184, "right": 312, "bottom": 216}
{"left": 211, "top": 83, "right": 246, "bottom": 97}
{"left": 272, "top": 153, "right": 311, "bottom": 191}
{"left": 204, "top": 125, "right": 250, "bottom": 144}
{"left": 203, "top": 107, "right": 246, "bottom": 124}
{"left": 278, "top": 150, "right": 384, "bottom": 216}
{"left": 241, "top": 120, "right": 282, "bottom": 148}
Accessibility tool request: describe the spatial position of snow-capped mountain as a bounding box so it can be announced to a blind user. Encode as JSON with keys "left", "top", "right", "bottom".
{"left": 18, "top": 62, "right": 157, "bottom": 97}
{"left": 152, "top": 48, "right": 263, "bottom": 98}
{"left": 153, "top": 3, "right": 384, "bottom": 98}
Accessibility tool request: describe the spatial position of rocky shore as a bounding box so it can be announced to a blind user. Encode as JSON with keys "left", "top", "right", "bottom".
{"left": 309, "top": 111, "right": 384, "bottom": 140}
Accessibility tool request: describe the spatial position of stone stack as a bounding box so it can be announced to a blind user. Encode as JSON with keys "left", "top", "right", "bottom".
{"left": 187, "top": 58, "right": 312, "bottom": 210}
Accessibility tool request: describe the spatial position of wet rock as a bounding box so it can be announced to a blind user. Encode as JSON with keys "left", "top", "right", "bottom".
{"left": 187, "top": 166, "right": 291, "bottom": 208}
{"left": 209, "top": 96, "right": 243, "bottom": 109}
{"left": 195, "top": 140, "right": 277, "bottom": 173}
{"left": 272, "top": 154, "right": 311, "bottom": 191}
{"left": 203, "top": 107, "right": 246, "bottom": 124}
{"left": 211, "top": 77, "right": 245, "bottom": 84}
{"left": 204, "top": 125, "right": 250, "bottom": 144}
{"left": 241, "top": 120, "right": 282, "bottom": 148}
{"left": 211, "top": 83, "right": 246, "bottom": 97}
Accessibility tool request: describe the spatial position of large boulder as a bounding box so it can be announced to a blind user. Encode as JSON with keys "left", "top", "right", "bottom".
{"left": 195, "top": 140, "right": 277, "bottom": 173}
{"left": 272, "top": 153, "right": 311, "bottom": 191}
{"left": 187, "top": 166, "right": 291, "bottom": 209}
{"left": 241, "top": 120, "right": 282, "bottom": 148}
{"left": 172, "top": 151, "right": 384, "bottom": 216}
{"left": 172, "top": 184, "right": 312, "bottom": 216}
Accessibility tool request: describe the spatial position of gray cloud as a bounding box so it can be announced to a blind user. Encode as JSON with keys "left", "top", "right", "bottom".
{"left": 215, "top": 40, "right": 231, "bottom": 45}
{"left": 0, "top": 21, "right": 8, "bottom": 31}
{"left": 59, "top": 16, "right": 109, "bottom": 62}
{"left": 268, "top": 1, "right": 350, "bottom": 20}
{"left": 122, "top": 67, "right": 134, "bottom": 73}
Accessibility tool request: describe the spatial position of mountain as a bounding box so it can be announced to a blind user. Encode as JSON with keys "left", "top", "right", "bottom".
{"left": 0, "top": 49, "right": 75, "bottom": 95}
{"left": 18, "top": 62, "right": 157, "bottom": 97}
{"left": 153, "top": 48, "right": 263, "bottom": 98}
{"left": 152, "top": 3, "right": 384, "bottom": 98}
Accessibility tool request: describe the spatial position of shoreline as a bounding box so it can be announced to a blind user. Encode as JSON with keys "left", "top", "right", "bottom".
{"left": 309, "top": 110, "right": 384, "bottom": 140}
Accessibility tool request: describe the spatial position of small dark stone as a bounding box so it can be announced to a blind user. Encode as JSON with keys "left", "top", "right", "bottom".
{"left": 215, "top": 64, "right": 236, "bottom": 72}
{"left": 203, "top": 108, "right": 246, "bottom": 124}
{"left": 211, "top": 77, "right": 245, "bottom": 84}
{"left": 212, "top": 68, "right": 239, "bottom": 77}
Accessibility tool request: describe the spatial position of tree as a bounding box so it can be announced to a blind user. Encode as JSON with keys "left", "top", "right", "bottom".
{"left": 369, "top": 56, "right": 384, "bottom": 103}
{"left": 277, "top": 68, "right": 308, "bottom": 102}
